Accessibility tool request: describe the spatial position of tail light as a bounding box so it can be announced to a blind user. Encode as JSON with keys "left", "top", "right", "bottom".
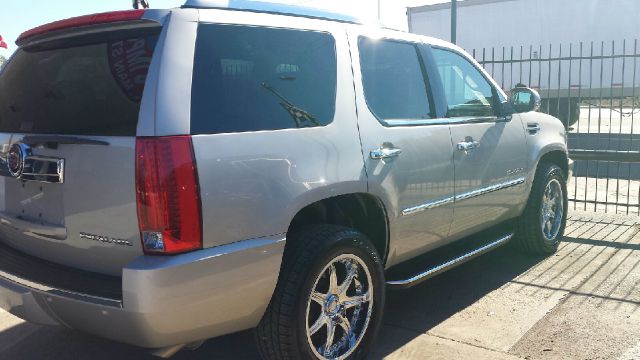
{"left": 135, "top": 136, "right": 202, "bottom": 255}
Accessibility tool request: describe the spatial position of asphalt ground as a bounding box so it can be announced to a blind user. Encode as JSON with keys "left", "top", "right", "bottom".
{"left": 1, "top": 209, "right": 639, "bottom": 359}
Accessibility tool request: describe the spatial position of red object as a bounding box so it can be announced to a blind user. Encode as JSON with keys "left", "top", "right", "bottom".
{"left": 135, "top": 136, "right": 203, "bottom": 255}
{"left": 0, "top": 35, "right": 7, "bottom": 49}
{"left": 18, "top": 10, "right": 145, "bottom": 44}
{"left": 108, "top": 37, "right": 155, "bottom": 101}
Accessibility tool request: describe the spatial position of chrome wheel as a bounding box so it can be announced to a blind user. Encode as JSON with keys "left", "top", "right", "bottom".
{"left": 540, "top": 178, "right": 564, "bottom": 242}
{"left": 306, "top": 254, "right": 373, "bottom": 360}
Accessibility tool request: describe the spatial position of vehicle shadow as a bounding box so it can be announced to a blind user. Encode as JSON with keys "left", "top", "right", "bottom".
{"left": 0, "top": 245, "right": 546, "bottom": 360}
{"left": 370, "top": 246, "right": 544, "bottom": 358}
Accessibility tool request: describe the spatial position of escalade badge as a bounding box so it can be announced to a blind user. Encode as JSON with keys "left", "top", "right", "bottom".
{"left": 80, "top": 232, "right": 133, "bottom": 247}
{"left": 7, "top": 143, "right": 29, "bottom": 178}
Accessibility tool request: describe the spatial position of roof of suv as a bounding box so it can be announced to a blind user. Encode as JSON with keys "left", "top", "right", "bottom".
{"left": 182, "top": 0, "right": 362, "bottom": 24}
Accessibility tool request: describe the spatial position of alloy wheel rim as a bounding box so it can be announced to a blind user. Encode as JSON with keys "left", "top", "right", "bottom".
{"left": 540, "top": 178, "right": 564, "bottom": 242}
{"left": 305, "top": 254, "right": 373, "bottom": 360}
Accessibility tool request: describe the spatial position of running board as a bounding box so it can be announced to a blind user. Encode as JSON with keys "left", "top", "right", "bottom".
{"left": 386, "top": 232, "right": 514, "bottom": 290}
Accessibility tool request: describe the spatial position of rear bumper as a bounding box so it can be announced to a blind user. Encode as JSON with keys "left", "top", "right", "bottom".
{"left": 0, "top": 235, "right": 285, "bottom": 348}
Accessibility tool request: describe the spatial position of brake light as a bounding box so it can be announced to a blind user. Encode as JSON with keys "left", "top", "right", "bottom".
{"left": 135, "top": 136, "right": 202, "bottom": 255}
{"left": 18, "top": 10, "right": 145, "bottom": 44}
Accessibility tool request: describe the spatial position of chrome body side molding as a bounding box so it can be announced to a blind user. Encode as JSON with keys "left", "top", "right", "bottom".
{"left": 402, "top": 196, "right": 454, "bottom": 216}
{"left": 454, "top": 177, "right": 525, "bottom": 202}
{"left": 401, "top": 177, "right": 526, "bottom": 216}
{"left": 386, "top": 233, "right": 513, "bottom": 289}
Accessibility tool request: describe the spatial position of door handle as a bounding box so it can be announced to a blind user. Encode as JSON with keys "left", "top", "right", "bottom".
{"left": 370, "top": 147, "right": 403, "bottom": 160}
{"left": 457, "top": 137, "right": 480, "bottom": 153}
{"left": 527, "top": 122, "right": 541, "bottom": 135}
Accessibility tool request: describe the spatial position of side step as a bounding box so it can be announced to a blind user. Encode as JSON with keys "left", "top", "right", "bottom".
{"left": 386, "top": 232, "right": 514, "bottom": 290}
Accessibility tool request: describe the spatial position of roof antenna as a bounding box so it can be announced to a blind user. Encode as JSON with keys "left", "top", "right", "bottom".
{"left": 133, "top": 0, "right": 150, "bottom": 9}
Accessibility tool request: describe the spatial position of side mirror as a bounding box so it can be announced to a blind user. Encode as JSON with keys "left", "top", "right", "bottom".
{"left": 510, "top": 85, "right": 541, "bottom": 113}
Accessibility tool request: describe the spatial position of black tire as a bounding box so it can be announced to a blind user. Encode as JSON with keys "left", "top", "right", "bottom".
{"left": 515, "top": 163, "right": 568, "bottom": 255}
{"left": 255, "top": 225, "right": 385, "bottom": 360}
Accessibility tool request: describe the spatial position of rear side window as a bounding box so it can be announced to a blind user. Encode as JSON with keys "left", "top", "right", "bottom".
{"left": 358, "top": 37, "right": 432, "bottom": 122}
{"left": 191, "top": 24, "right": 337, "bottom": 134}
{"left": 0, "top": 30, "right": 159, "bottom": 136}
{"left": 431, "top": 48, "right": 496, "bottom": 118}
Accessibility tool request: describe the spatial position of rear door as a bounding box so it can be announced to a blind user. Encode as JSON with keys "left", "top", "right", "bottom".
{"left": 0, "top": 21, "right": 163, "bottom": 276}
{"left": 428, "top": 47, "right": 528, "bottom": 239}
{"left": 349, "top": 30, "right": 456, "bottom": 266}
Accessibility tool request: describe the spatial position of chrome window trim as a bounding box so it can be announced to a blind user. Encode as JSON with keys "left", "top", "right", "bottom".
{"left": 384, "top": 116, "right": 505, "bottom": 127}
{"left": 384, "top": 118, "right": 449, "bottom": 127}
{"left": 447, "top": 116, "right": 498, "bottom": 124}
{"left": 401, "top": 176, "right": 526, "bottom": 216}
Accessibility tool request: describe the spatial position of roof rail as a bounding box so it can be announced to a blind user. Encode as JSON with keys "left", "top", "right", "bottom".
{"left": 182, "top": 0, "right": 362, "bottom": 24}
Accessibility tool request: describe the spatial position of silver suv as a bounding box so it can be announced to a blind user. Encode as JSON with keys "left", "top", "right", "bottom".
{"left": 0, "top": 1, "right": 571, "bottom": 359}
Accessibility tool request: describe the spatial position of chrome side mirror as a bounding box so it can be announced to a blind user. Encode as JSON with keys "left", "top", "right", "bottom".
{"left": 510, "top": 85, "right": 541, "bottom": 113}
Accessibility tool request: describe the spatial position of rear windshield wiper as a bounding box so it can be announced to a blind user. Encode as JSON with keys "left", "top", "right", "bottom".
{"left": 22, "top": 135, "right": 109, "bottom": 148}
{"left": 260, "top": 81, "right": 320, "bottom": 128}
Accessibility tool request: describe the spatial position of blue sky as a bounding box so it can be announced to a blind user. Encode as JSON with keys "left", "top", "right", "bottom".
{"left": 0, "top": 0, "right": 439, "bottom": 57}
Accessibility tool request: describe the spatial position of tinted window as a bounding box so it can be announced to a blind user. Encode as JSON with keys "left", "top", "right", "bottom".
{"left": 432, "top": 48, "right": 496, "bottom": 117}
{"left": 0, "top": 31, "right": 159, "bottom": 136}
{"left": 359, "top": 38, "right": 431, "bottom": 121}
{"left": 191, "top": 25, "right": 337, "bottom": 134}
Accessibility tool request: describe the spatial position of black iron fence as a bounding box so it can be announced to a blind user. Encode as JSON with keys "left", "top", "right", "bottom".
{"left": 473, "top": 40, "right": 640, "bottom": 214}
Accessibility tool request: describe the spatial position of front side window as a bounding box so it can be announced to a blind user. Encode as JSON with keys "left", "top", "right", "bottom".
{"left": 358, "top": 37, "right": 432, "bottom": 122}
{"left": 432, "top": 48, "right": 496, "bottom": 118}
{"left": 191, "top": 24, "right": 337, "bottom": 134}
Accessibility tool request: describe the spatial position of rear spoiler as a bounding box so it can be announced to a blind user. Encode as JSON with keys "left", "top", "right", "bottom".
{"left": 16, "top": 9, "right": 165, "bottom": 47}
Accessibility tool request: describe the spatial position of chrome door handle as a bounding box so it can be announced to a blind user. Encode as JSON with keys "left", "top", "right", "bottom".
{"left": 527, "top": 122, "right": 541, "bottom": 135}
{"left": 456, "top": 141, "right": 479, "bottom": 151}
{"left": 370, "top": 147, "right": 403, "bottom": 160}
{"left": 457, "top": 138, "right": 480, "bottom": 153}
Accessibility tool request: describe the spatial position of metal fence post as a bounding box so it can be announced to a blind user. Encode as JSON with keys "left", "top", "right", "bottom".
{"left": 451, "top": 0, "right": 457, "bottom": 44}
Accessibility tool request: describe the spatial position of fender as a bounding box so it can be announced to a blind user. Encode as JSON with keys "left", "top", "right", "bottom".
{"left": 519, "top": 111, "right": 570, "bottom": 206}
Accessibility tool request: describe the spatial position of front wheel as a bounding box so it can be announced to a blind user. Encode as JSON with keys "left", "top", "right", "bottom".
{"left": 256, "top": 225, "right": 385, "bottom": 360}
{"left": 515, "top": 163, "right": 568, "bottom": 254}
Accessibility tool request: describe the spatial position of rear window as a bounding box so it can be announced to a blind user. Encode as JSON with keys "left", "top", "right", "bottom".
{"left": 191, "top": 24, "right": 337, "bottom": 135}
{"left": 0, "top": 30, "right": 159, "bottom": 136}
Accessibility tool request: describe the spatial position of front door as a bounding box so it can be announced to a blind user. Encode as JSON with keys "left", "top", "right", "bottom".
{"left": 429, "top": 47, "right": 528, "bottom": 239}
{"left": 349, "top": 31, "right": 455, "bottom": 266}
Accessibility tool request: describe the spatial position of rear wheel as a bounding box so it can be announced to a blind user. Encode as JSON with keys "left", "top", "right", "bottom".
{"left": 515, "top": 163, "right": 568, "bottom": 254}
{"left": 256, "top": 225, "right": 385, "bottom": 360}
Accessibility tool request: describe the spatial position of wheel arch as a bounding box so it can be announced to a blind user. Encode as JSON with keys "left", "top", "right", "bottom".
{"left": 287, "top": 193, "right": 390, "bottom": 266}
{"left": 519, "top": 146, "right": 569, "bottom": 216}
{"left": 537, "top": 149, "right": 569, "bottom": 178}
